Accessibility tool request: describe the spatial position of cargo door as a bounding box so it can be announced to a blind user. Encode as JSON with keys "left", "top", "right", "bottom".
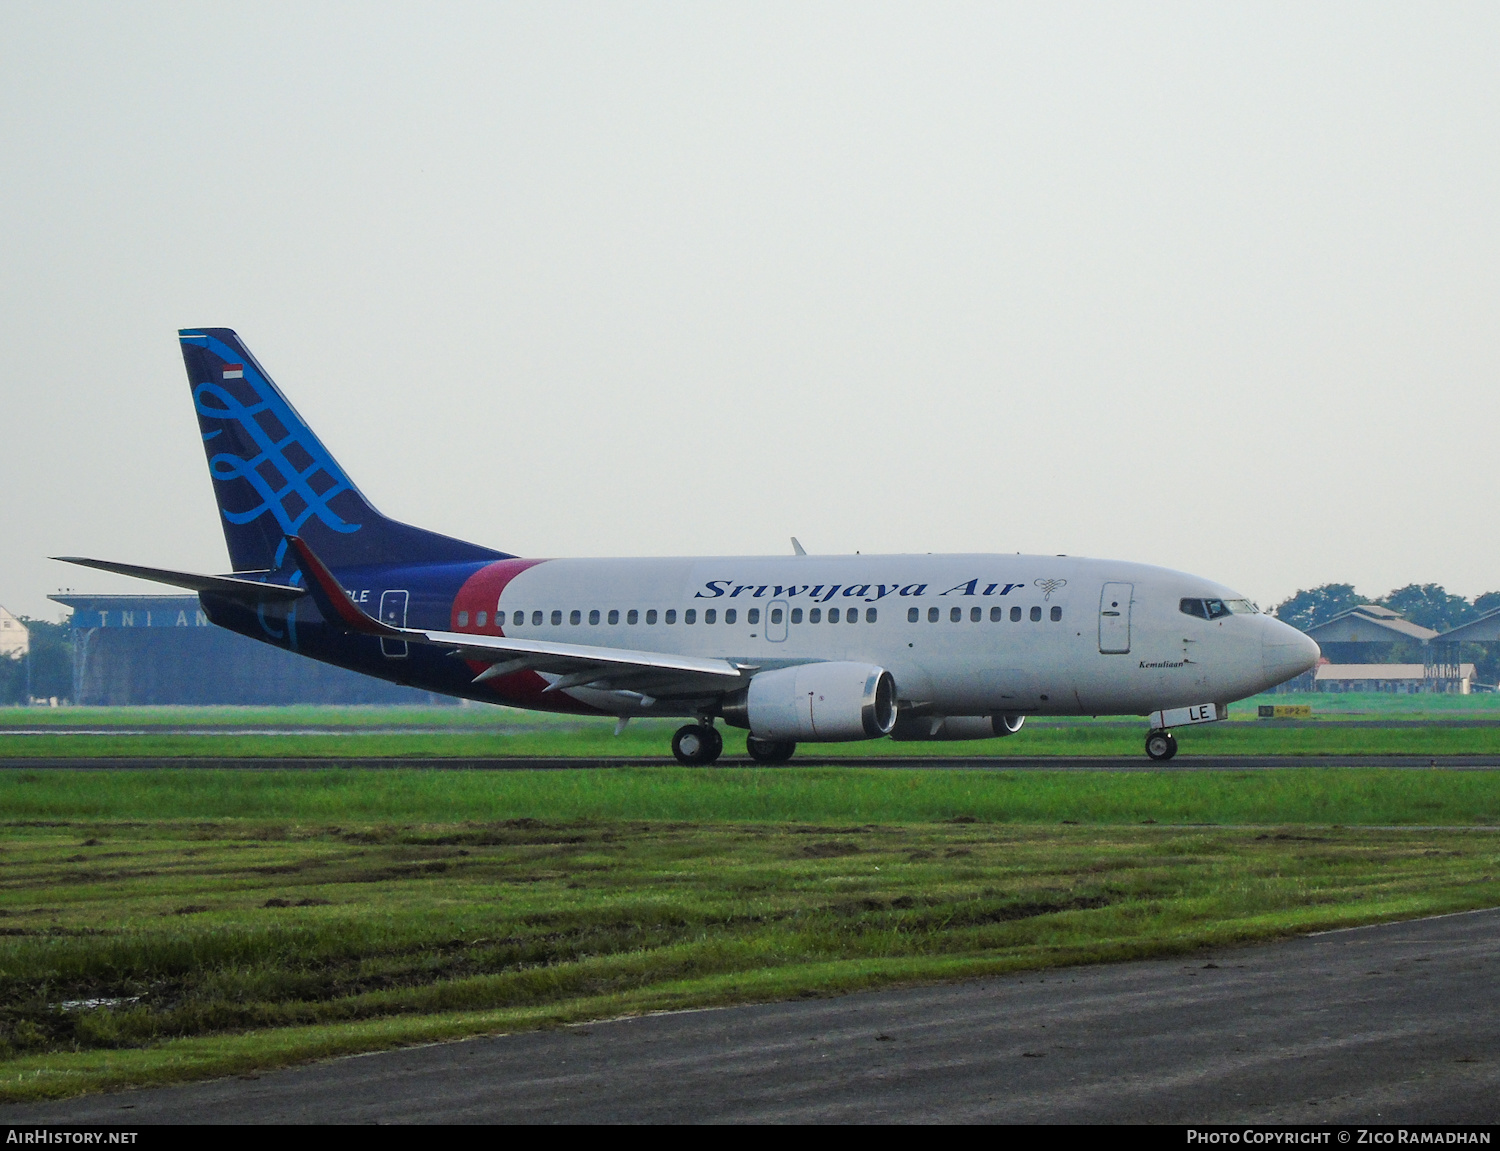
{"left": 1098, "top": 582, "right": 1132, "bottom": 654}
{"left": 379, "top": 590, "right": 409, "bottom": 657}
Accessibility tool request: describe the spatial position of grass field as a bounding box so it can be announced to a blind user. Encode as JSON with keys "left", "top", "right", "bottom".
{"left": 6, "top": 694, "right": 1500, "bottom": 760}
{"left": 4, "top": 721, "right": 1500, "bottom": 759}
{"left": 3, "top": 697, "right": 1498, "bottom": 1102}
{"left": 1, "top": 765, "right": 1500, "bottom": 1102}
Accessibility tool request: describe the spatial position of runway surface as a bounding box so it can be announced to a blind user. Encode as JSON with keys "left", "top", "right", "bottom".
{"left": 3, "top": 754, "right": 1499, "bottom": 770}
{"left": 9, "top": 907, "right": 1500, "bottom": 1124}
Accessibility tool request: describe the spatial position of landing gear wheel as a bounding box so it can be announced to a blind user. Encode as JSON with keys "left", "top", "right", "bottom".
{"left": 746, "top": 736, "right": 797, "bottom": 765}
{"left": 1145, "top": 729, "right": 1177, "bottom": 761}
{"left": 672, "top": 724, "right": 723, "bottom": 766}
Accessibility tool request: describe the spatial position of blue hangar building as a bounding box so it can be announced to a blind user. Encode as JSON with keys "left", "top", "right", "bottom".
{"left": 51, "top": 593, "right": 444, "bottom": 706}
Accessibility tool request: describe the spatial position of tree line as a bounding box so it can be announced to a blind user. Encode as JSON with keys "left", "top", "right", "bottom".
{"left": 0, "top": 618, "right": 74, "bottom": 705}
{"left": 1273, "top": 583, "right": 1500, "bottom": 684}
{"left": 1272, "top": 583, "right": 1500, "bottom": 635}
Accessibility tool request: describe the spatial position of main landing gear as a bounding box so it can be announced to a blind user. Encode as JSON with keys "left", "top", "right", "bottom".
{"left": 1145, "top": 729, "right": 1178, "bottom": 761}
{"left": 669, "top": 724, "right": 798, "bottom": 766}
{"left": 746, "top": 735, "right": 797, "bottom": 765}
{"left": 672, "top": 723, "right": 724, "bottom": 766}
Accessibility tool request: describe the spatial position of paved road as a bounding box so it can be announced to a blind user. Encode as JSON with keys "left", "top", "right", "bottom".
{"left": 9, "top": 908, "right": 1500, "bottom": 1124}
{"left": 4, "top": 754, "right": 1500, "bottom": 770}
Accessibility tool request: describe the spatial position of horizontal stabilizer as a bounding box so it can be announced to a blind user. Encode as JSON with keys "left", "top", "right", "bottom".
{"left": 51, "top": 557, "right": 306, "bottom": 603}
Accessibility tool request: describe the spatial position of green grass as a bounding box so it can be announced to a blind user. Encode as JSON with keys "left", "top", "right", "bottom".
{"left": 1243, "top": 691, "right": 1500, "bottom": 718}
{"left": 7, "top": 692, "right": 1500, "bottom": 728}
{"left": 5, "top": 720, "right": 1500, "bottom": 759}
{"left": 5, "top": 765, "right": 1500, "bottom": 825}
{"left": 7, "top": 694, "right": 1500, "bottom": 759}
{"left": 5, "top": 752, "right": 1500, "bottom": 1103}
{"left": 0, "top": 803, "right": 1497, "bottom": 1102}
{"left": 0, "top": 704, "right": 523, "bottom": 728}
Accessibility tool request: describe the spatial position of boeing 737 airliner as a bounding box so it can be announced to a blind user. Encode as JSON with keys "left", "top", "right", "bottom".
{"left": 57, "top": 329, "right": 1320, "bottom": 763}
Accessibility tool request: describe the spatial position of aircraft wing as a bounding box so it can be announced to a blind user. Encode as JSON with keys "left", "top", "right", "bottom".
{"left": 285, "top": 536, "right": 749, "bottom": 697}
{"left": 51, "top": 557, "right": 308, "bottom": 603}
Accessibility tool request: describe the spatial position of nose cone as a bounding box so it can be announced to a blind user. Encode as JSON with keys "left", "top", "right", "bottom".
{"left": 1262, "top": 621, "right": 1321, "bottom": 687}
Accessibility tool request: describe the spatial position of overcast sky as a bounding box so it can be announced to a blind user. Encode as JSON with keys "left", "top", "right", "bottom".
{"left": 3, "top": 2, "right": 1498, "bottom": 620}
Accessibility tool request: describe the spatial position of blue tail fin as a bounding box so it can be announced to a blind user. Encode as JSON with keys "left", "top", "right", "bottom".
{"left": 179, "top": 328, "right": 508, "bottom": 572}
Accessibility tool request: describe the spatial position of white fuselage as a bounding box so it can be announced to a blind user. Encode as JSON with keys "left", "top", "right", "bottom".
{"left": 470, "top": 553, "right": 1319, "bottom": 718}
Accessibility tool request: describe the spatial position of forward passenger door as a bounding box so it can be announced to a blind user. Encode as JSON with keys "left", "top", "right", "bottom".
{"left": 1098, "top": 583, "right": 1132, "bottom": 654}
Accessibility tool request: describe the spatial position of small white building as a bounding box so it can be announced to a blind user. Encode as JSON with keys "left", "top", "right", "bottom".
{"left": 1314, "top": 662, "right": 1476, "bottom": 694}
{"left": 0, "top": 605, "right": 28, "bottom": 660}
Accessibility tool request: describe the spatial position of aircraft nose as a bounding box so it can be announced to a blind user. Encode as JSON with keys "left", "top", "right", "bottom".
{"left": 1262, "top": 622, "right": 1320, "bottom": 687}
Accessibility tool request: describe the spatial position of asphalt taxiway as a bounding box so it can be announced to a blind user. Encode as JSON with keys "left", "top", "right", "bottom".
{"left": 8, "top": 906, "right": 1499, "bottom": 1124}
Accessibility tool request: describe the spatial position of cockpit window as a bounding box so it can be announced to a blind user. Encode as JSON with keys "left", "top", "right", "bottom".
{"left": 1180, "top": 597, "right": 1233, "bottom": 620}
{"left": 1225, "top": 598, "right": 1260, "bottom": 614}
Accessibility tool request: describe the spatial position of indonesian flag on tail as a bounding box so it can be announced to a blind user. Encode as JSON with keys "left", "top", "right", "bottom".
{"left": 222, "top": 363, "right": 244, "bottom": 380}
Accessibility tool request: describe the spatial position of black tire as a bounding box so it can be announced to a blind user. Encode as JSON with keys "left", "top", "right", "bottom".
{"left": 1145, "top": 729, "right": 1177, "bottom": 761}
{"left": 746, "top": 736, "right": 796, "bottom": 765}
{"left": 672, "top": 724, "right": 723, "bottom": 766}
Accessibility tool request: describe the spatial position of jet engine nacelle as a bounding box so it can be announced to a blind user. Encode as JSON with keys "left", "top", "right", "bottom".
{"left": 889, "top": 714, "right": 1025, "bottom": 741}
{"left": 722, "top": 662, "right": 897, "bottom": 741}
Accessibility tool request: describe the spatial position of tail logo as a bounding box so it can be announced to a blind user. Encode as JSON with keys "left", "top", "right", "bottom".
{"left": 192, "top": 347, "right": 362, "bottom": 564}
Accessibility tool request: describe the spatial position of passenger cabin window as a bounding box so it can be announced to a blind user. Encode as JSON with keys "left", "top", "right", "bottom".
{"left": 790, "top": 608, "right": 802, "bottom": 624}
{"left": 990, "top": 606, "right": 1002, "bottom": 622}
{"left": 477, "top": 611, "right": 487, "bottom": 626}
{"left": 908, "top": 607, "right": 919, "bottom": 623}
{"left": 665, "top": 609, "right": 677, "bottom": 624}
{"left": 608, "top": 609, "right": 619, "bottom": 624}
{"left": 725, "top": 608, "right": 737, "bottom": 624}
{"left": 457, "top": 611, "right": 469, "bottom": 626}
{"left": 950, "top": 607, "right": 961, "bottom": 623}
{"left": 1010, "top": 606, "right": 1021, "bottom": 622}
{"left": 970, "top": 607, "right": 981, "bottom": 622}
{"left": 589, "top": 609, "right": 600, "bottom": 625}
{"left": 848, "top": 609, "right": 858, "bottom": 624}
{"left": 532, "top": 611, "right": 543, "bottom": 626}
{"left": 627, "top": 609, "right": 638, "bottom": 624}
{"left": 570, "top": 610, "right": 581, "bottom": 625}
{"left": 809, "top": 608, "right": 821, "bottom": 623}
{"left": 928, "top": 607, "right": 939, "bottom": 623}
{"left": 646, "top": 609, "right": 657, "bottom": 624}
{"left": 771, "top": 607, "right": 783, "bottom": 624}
{"left": 748, "top": 608, "right": 760, "bottom": 624}
{"left": 514, "top": 611, "right": 525, "bottom": 626}
{"left": 685, "top": 609, "right": 696, "bottom": 624}
{"left": 866, "top": 608, "right": 877, "bottom": 623}
{"left": 1050, "top": 606, "right": 1062, "bottom": 622}
{"left": 1030, "top": 606, "right": 1042, "bottom": 622}
{"left": 705, "top": 609, "right": 716, "bottom": 624}
{"left": 551, "top": 610, "right": 563, "bottom": 626}
{"left": 829, "top": 608, "right": 840, "bottom": 623}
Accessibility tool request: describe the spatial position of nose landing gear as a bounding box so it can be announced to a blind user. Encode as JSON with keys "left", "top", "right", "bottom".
{"left": 1145, "top": 729, "right": 1178, "bottom": 761}
{"left": 672, "top": 723, "right": 724, "bottom": 766}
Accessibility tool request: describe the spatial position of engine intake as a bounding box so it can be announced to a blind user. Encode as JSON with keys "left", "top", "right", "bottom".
{"left": 721, "top": 662, "right": 897, "bottom": 741}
